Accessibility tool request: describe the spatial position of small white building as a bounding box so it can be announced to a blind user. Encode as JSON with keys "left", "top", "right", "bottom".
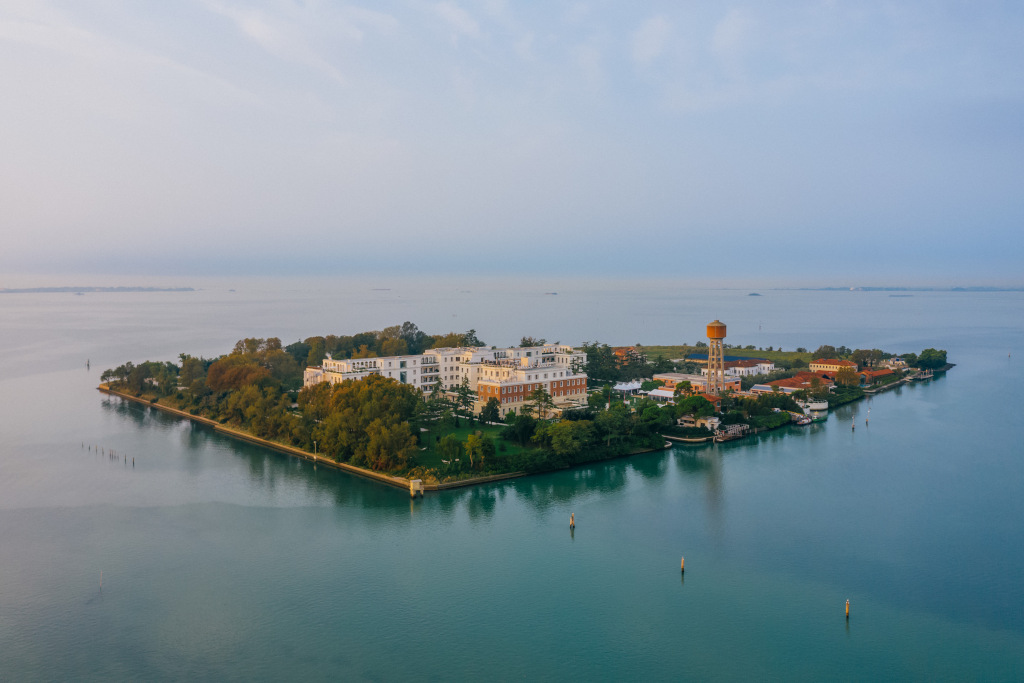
{"left": 700, "top": 359, "right": 775, "bottom": 377}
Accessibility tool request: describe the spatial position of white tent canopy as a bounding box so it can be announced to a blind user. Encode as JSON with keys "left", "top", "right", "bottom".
{"left": 613, "top": 381, "right": 642, "bottom": 392}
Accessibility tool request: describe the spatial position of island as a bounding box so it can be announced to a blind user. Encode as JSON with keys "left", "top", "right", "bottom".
{"left": 1, "top": 286, "right": 194, "bottom": 293}
{"left": 99, "top": 321, "right": 950, "bottom": 494}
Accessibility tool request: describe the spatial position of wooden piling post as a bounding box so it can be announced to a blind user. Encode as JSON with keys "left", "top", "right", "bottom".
{"left": 681, "top": 556, "right": 685, "bottom": 573}
{"left": 846, "top": 599, "right": 850, "bottom": 619}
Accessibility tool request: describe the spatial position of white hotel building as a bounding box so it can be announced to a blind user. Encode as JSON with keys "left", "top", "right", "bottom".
{"left": 303, "top": 344, "right": 589, "bottom": 418}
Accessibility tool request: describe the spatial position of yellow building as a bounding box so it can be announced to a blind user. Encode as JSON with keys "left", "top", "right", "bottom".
{"left": 808, "top": 358, "right": 859, "bottom": 373}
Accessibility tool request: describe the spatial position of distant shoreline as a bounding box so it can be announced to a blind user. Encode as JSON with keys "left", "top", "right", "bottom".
{"left": 2, "top": 286, "right": 194, "bottom": 293}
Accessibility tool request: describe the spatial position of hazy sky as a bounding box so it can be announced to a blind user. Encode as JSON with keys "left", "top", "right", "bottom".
{"left": 2, "top": 1, "right": 1022, "bottom": 282}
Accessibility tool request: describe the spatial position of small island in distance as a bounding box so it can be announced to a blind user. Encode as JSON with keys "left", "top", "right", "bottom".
{"left": 1, "top": 286, "right": 194, "bottom": 293}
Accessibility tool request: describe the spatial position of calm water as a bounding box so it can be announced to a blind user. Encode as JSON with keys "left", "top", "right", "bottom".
{"left": 1, "top": 278, "right": 1022, "bottom": 681}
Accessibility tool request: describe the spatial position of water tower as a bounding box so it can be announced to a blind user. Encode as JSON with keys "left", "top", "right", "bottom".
{"left": 706, "top": 320, "right": 727, "bottom": 395}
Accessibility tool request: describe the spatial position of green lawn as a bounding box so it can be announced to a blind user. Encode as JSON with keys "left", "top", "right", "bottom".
{"left": 643, "top": 345, "right": 813, "bottom": 364}
{"left": 415, "top": 421, "right": 530, "bottom": 469}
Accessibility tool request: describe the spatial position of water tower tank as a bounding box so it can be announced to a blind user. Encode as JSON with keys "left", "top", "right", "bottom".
{"left": 706, "top": 320, "right": 727, "bottom": 339}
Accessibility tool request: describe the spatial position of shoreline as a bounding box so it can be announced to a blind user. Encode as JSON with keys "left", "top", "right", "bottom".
{"left": 98, "top": 385, "right": 527, "bottom": 493}
{"left": 99, "top": 367, "right": 947, "bottom": 490}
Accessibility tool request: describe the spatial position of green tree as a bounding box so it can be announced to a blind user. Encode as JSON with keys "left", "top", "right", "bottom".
{"left": 305, "top": 337, "right": 327, "bottom": 366}
{"left": 362, "top": 419, "right": 417, "bottom": 471}
{"left": 527, "top": 386, "right": 555, "bottom": 419}
{"left": 206, "top": 355, "right": 270, "bottom": 393}
{"left": 835, "top": 366, "right": 860, "bottom": 387}
{"left": 501, "top": 413, "right": 537, "bottom": 446}
{"left": 813, "top": 345, "right": 838, "bottom": 358}
{"left": 594, "top": 403, "right": 629, "bottom": 447}
{"left": 462, "top": 329, "right": 485, "bottom": 347}
{"left": 437, "top": 433, "right": 463, "bottom": 464}
{"left": 579, "top": 342, "right": 620, "bottom": 383}
{"left": 676, "top": 395, "right": 714, "bottom": 418}
{"left": 178, "top": 355, "right": 210, "bottom": 387}
{"left": 464, "top": 433, "right": 483, "bottom": 469}
{"left": 304, "top": 374, "right": 420, "bottom": 470}
{"left": 479, "top": 397, "right": 501, "bottom": 424}
{"left": 917, "top": 348, "right": 947, "bottom": 369}
{"left": 454, "top": 376, "right": 475, "bottom": 418}
{"left": 430, "top": 332, "right": 464, "bottom": 348}
{"left": 380, "top": 337, "right": 409, "bottom": 357}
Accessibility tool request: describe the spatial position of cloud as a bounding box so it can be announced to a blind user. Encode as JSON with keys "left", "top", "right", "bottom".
{"left": 631, "top": 15, "right": 672, "bottom": 66}
{"left": 432, "top": 1, "right": 481, "bottom": 43}
{"left": 199, "top": 0, "right": 367, "bottom": 84}
{"left": 711, "top": 7, "right": 755, "bottom": 77}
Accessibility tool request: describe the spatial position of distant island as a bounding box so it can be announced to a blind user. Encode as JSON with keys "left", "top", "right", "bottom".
{"left": 786, "top": 286, "right": 1023, "bottom": 292}
{"left": 1, "top": 286, "right": 194, "bottom": 293}
{"left": 98, "top": 321, "right": 950, "bottom": 494}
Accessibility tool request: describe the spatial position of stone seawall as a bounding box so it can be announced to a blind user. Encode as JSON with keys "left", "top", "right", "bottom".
{"left": 98, "top": 385, "right": 525, "bottom": 493}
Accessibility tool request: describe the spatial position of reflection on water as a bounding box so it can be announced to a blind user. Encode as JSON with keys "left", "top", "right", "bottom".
{"left": 101, "top": 393, "right": 750, "bottom": 528}
{"left": 4, "top": 287, "right": 1023, "bottom": 681}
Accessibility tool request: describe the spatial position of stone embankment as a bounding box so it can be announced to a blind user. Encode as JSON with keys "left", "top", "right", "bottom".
{"left": 98, "top": 385, "right": 525, "bottom": 493}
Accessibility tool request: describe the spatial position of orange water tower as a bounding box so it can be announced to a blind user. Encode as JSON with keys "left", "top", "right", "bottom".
{"left": 706, "top": 320, "right": 727, "bottom": 395}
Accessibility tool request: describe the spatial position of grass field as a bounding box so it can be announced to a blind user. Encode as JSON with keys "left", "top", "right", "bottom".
{"left": 415, "top": 421, "right": 529, "bottom": 469}
{"left": 642, "top": 345, "right": 814, "bottom": 364}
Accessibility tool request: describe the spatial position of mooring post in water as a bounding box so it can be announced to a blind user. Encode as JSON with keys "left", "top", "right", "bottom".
{"left": 846, "top": 599, "right": 850, "bottom": 619}
{"left": 570, "top": 513, "right": 575, "bottom": 529}
{"left": 681, "top": 556, "right": 685, "bottom": 573}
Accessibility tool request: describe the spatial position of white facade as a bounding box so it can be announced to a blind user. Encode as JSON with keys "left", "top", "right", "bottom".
{"left": 700, "top": 360, "right": 775, "bottom": 377}
{"left": 303, "top": 343, "right": 588, "bottom": 416}
{"left": 653, "top": 372, "right": 743, "bottom": 394}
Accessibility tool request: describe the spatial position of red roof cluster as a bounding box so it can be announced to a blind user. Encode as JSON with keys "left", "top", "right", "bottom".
{"left": 767, "top": 371, "right": 835, "bottom": 391}
{"left": 725, "top": 359, "right": 767, "bottom": 369}
{"left": 812, "top": 358, "right": 857, "bottom": 367}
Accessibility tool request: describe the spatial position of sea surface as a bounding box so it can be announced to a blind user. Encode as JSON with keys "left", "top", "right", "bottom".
{"left": 1, "top": 277, "right": 1022, "bottom": 681}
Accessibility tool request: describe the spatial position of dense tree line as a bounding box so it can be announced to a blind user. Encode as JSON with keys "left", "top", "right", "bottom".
{"left": 299, "top": 374, "right": 420, "bottom": 470}
{"left": 100, "top": 325, "right": 497, "bottom": 475}
{"left": 102, "top": 326, "right": 947, "bottom": 480}
{"left": 811, "top": 345, "right": 948, "bottom": 371}
{"left": 291, "top": 322, "right": 485, "bottom": 368}
{"left": 578, "top": 342, "right": 677, "bottom": 385}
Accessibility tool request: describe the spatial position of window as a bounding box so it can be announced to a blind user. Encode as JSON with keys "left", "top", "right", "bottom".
{"left": 400, "top": 361, "right": 407, "bottom": 368}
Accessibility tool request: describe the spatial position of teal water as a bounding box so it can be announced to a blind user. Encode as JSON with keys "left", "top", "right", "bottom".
{"left": 1, "top": 279, "right": 1022, "bottom": 680}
